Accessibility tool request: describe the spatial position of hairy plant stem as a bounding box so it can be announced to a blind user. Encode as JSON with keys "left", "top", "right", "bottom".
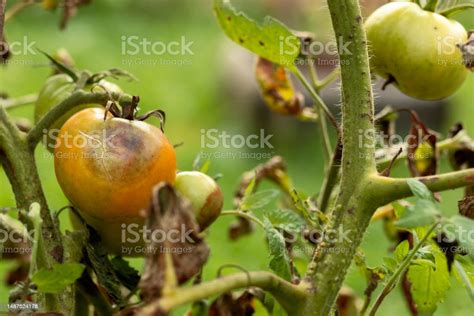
{"left": 292, "top": 67, "right": 339, "bottom": 132}
{"left": 318, "top": 139, "right": 342, "bottom": 213}
{"left": 301, "top": 0, "right": 379, "bottom": 314}
{"left": 370, "top": 169, "right": 474, "bottom": 204}
{"left": 142, "top": 271, "right": 308, "bottom": 315}
{"left": 307, "top": 62, "right": 332, "bottom": 163}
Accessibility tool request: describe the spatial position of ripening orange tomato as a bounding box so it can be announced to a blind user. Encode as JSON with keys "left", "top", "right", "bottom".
{"left": 54, "top": 108, "right": 176, "bottom": 255}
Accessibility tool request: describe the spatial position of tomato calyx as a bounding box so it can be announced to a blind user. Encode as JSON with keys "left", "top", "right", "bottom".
{"left": 103, "top": 95, "right": 166, "bottom": 132}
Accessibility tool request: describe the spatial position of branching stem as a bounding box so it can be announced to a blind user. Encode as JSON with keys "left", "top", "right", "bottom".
{"left": 141, "top": 271, "right": 308, "bottom": 315}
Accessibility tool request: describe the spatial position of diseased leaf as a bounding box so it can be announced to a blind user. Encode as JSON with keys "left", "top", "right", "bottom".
{"left": 209, "top": 291, "right": 256, "bottom": 316}
{"left": 263, "top": 217, "right": 292, "bottom": 281}
{"left": 406, "top": 112, "right": 438, "bottom": 177}
{"left": 255, "top": 57, "right": 315, "bottom": 120}
{"left": 213, "top": 0, "right": 300, "bottom": 69}
{"left": 375, "top": 106, "right": 399, "bottom": 146}
{"left": 111, "top": 256, "right": 141, "bottom": 291}
{"left": 407, "top": 248, "right": 451, "bottom": 314}
{"left": 457, "top": 31, "right": 474, "bottom": 70}
{"left": 459, "top": 196, "right": 474, "bottom": 219}
{"left": 139, "top": 183, "right": 209, "bottom": 303}
{"left": 85, "top": 225, "right": 124, "bottom": 304}
{"left": 32, "top": 263, "right": 85, "bottom": 294}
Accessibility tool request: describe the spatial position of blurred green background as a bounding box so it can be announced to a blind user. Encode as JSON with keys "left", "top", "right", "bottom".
{"left": 0, "top": 0, "right": 473, "bottom": 314}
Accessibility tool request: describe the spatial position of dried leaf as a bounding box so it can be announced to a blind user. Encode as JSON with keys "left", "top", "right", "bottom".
{"left": 406, "top": 111, "right": 438, "bottom": 177}
{"left": 459, "top": 197, "right": 474, "bottom": 219}
{"left": 255, "top": 57, "right": 306, "bottom": 117}
{"left": 457, "top": 30, "right": 474, "bottom": 71}
{"left": 209, "top": 291, "right": 256, "bottom": 316}
{"left": 60, "top": 0, "right": 91, "bottom": 30}
{"left": 337, "top": 287, "right": 361, "bottom": 316}
{"left": 85, "top": 226, "right": 124, "bottom": 305}
{"left": 375, "top": 106, "right": 399, "bottom": 146}
{"left": 139, "top": 183, "right": 209, "bottom": 302}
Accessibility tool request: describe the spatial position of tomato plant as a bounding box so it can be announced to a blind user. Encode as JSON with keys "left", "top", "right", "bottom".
{"left": 0, "top": 0, "right": 473, "bottom": 316}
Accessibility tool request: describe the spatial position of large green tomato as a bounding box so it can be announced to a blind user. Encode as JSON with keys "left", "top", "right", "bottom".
{"left": 365, "top": 2, "right": 468, "bottom": 100}
{"left": 34, "top": 74, "right": 122, "bottom": 151}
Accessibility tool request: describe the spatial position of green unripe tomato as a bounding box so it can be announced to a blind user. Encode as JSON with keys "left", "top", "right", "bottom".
{"left": 34, "top": 74, "right": 122, "bottom": 152}
{"left": 174, "top": 171, "right": 224, "bottom": 230}
{"left": 365, "top": 2, "right": 468, "bottom": 100}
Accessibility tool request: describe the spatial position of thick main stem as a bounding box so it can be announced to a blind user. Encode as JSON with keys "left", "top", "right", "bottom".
{"left": 0, "top": 107, "right": 56, "bottom": 238}
{"left": 302, "top": 0, "right": 378, "bottom": 314}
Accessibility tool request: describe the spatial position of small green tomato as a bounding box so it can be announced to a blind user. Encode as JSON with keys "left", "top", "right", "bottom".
{"left": 174, "top": 171, "right": 224, "bottom": 230}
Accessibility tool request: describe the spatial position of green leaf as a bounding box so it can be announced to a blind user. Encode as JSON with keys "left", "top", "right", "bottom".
{"left": 264, "top": 208, "right": 306, "bottom": 235}
{"left": 242, "top": 189, "right": 279, "bottom": 211}
{"left": 407, "top": 248, "right": 450, "bottom": 314}
{"left": 453, "top": 257, "right": 474, "bottom": 300}
{"left": 32, "top": 263, "right": 85, "bottom": 294}
{"left": 382, "top": 257, "right": 398, "bottom": 273}
{"left": 396, "top": 199, "right": 440, "bottom": 229}
{"left": 394, "top": 240, "right": 410, "bottom": 262}
{"left": 213, "top": 0, "right": 300, "bottom": 69}
{"left": 263, "top": 217, "right": 292, "bottom": 281}
{"left": 437, "top": 0, "right": 474, "bottom": 17}
{"left": 407, "top": 179, "right": 434, "bottom": 201}
{"left": 243, "top": 174, "right": 257, "bottom": 200}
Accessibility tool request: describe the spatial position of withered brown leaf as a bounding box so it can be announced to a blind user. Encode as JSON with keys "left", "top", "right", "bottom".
{"left": 139, "top": 183, "right": 209, "bottom": 303}
{"left": 406, "top": 110, "right": 438, "bottom": 177}
{"left": 255, "top": 57, "right": 308, "bottom": 117}
{"left": 209, "top": 291, "right": 256, "bottom": 316}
